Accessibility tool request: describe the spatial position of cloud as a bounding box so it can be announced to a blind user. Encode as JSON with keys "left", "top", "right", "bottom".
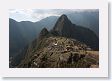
{"left": 10, "top": 9, "right": 61, "bottom": 22}
{"left": 9, "top": 9, "right": 98, "bottom": 22}
{"left": 30, "top": 9, "right": 58, "bottom": 20}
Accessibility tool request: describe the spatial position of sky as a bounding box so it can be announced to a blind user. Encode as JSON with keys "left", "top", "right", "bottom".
{"left": 9, "top": 9, "right": 97, "bottom": 22}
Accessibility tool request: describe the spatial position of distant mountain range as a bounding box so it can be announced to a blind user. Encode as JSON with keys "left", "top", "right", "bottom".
{"left": 9, "top": 11, "right": 99, "bottom": 68}
{"left": 9, "top": 16, "right": 57, "bottom": 56}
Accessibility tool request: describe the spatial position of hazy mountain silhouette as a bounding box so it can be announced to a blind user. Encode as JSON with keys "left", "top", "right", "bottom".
{"left": 9, "top": 16, "right": 58, "bottom": 57}
{"left": 9, "top": 19, "right": 40, "bottom": 57}
{"left": 67, "top": 11, "right": 99, "bottom": 36}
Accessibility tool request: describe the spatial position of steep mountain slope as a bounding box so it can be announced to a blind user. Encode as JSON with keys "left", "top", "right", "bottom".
{"left": 35, "top": 16, "right": 58, "bottom": 30}
{"left": 9, "top": 19, "right": 40, "bottom": 57}
{"left": 9, "top": 16, "right": 58, "bottom": 57}
{"left": 17, "top": 14, "right": 99, "bottom": 68}
{"left": 67, "top": 11, "right": 99, "bottom": 36}
{"left": 9, "top": 19, "right": 42, "bottom": 67}
{"left": 9, "top": 16, "right": 58, "bottom": 67}
{"left": 52, "top": 14, "right": 99, "bottom": 50}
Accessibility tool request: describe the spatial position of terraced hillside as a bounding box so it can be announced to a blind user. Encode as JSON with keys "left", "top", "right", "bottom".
{"left": 18, "top": 36, "right": 99, "bottom": 68}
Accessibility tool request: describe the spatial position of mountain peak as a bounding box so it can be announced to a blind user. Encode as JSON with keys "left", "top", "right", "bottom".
{"left": 57, "top": 14, "right": 70, "bottom": 23}
{"left": 59, "top": 14, "right": 68, "bottom": 20}
{"left": 39, "top": 28, "right": 49, "bottom": 36}
{"left": 52, "top": 14, "right": 73, "bottom": 36}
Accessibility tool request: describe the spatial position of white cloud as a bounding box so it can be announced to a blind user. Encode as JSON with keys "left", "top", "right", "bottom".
{"left": 9, "top": 9, "right": 98, "bottom": 22}
{"left": 9, "top": 9, "right": 61, "bottom": 22}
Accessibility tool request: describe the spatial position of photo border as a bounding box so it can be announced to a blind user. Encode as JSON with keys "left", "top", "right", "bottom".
{"left": 0, "top": 0, "right": 108, "bottom": 77}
